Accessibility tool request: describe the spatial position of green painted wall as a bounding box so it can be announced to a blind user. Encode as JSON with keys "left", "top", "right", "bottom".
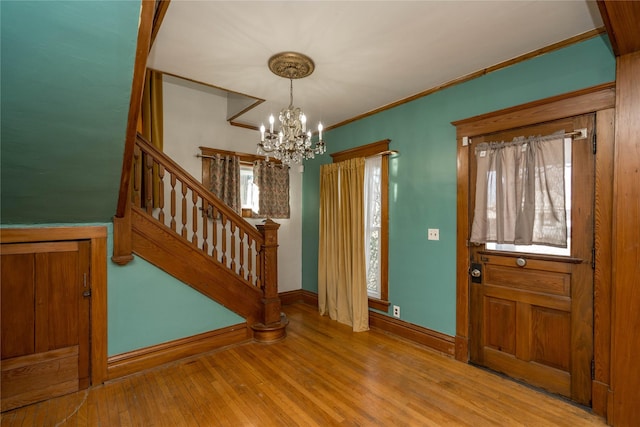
{"left": 106, "top": 224, "right": 244, "bottom": 356}
{"left": 1, "top": 1, "right": 138, "bottom": 224}
{"left": 302, "top": 35, "right": 616, "bottom": 336}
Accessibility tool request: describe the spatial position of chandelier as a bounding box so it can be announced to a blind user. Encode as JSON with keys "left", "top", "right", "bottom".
{"left": 258, "top": 52, "right": 325, "bottom": 164}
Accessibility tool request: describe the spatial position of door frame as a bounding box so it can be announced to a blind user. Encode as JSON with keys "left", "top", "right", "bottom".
{"left": 0, "top": 226, "right": 108, "bottom": 385}
{"left": 452, "top": 83, "right": 615, "bottom": 414}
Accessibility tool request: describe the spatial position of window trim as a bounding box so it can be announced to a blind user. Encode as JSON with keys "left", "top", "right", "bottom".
{"left": 331, "top": 139, "right": 391, "bottom": 312}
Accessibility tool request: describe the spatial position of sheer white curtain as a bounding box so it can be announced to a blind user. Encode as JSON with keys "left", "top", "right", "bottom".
{"left": 364, "top": 155, "right": 382, "bottom": 298}
{"left": 470, "top": 131, "right": 567, "bottom": 247}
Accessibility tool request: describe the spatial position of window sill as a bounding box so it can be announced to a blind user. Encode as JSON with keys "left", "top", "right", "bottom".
{"left": 368, "top": 297, "right": 390, "bottom": 312}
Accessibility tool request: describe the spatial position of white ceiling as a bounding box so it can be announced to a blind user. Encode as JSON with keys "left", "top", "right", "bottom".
{"left": 148, "top": 0, "right": 603, "bottom": 131}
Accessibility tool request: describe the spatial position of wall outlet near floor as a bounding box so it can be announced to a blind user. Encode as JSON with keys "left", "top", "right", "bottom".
{"left": 393, "top": 305, "right": 400, "bottom": 318}
{"left": 428, "top": 228, "right": 440, "bottom": 241}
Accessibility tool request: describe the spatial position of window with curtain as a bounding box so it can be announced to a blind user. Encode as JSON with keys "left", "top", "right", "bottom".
{"left": 329, "top": 139, "right": 391, "bottom": 311}
{"left": 200, "top": 147, "right": 290, "bottom": 219}
{"left": 470, "top": 131, "right": 568, "bottom": 250}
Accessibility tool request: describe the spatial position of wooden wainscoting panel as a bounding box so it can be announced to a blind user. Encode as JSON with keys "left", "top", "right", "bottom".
{"left": 1, "top": 346, "right": 79, "bottom": 412}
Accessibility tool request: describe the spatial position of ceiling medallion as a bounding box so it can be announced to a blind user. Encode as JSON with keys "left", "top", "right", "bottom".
{"left": 268, "top": 52, "right": 315, "bottom": 79}
{"left": 258, "top": 52, "right": 325, "bottom": 165}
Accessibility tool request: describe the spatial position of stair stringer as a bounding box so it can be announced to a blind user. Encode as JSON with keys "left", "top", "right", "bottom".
{"left": 130, "top": 206, "right": 263, "bottom": 325}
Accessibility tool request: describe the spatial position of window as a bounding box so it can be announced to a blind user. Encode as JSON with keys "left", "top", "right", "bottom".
{"left": 331, "top": 139, "right": 390, "bottom": 311}
{"left": 200, "top": 146, "right": 290, "bottom": 219}
{"left": 485, "top": 137, "right": 572, "bottom": 256}
{"left": 240, "top": 164, "right": 259, "bottom": 214}
{"left": 365, "top": 156, "right": 382, "bottom": 298}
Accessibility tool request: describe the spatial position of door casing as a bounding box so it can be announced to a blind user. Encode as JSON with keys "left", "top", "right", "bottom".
{"left": 452, "top": 83, "right": 615, "bottom": 414}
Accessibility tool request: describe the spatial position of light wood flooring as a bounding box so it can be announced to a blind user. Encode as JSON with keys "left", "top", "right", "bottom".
{"left": 1, "top": 302, "right": 606, "bottom": 426}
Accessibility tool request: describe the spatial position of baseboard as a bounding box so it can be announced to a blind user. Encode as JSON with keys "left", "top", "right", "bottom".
{"left": 281, "top": 290, "right": 454, "bottom": 356}
{"left": 369, "top": 312, "right": 455, "bottom": 357}
{"left": 107, "top": 323, "right": 250, "bottom": 381}
{"left": 279, "top": 289, "right": 318, "bottom": 306}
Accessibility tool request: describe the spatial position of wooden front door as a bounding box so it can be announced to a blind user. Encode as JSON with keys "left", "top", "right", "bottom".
{"left": 1, "top": 240, "right": 91, "bottom": 412}
{"left": 469, "top": 114, "right": 595, "bottom": 406}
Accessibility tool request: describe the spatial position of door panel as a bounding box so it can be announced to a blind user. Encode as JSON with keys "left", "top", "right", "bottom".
{"left": 1, "top": 241, "right": 90, "bottom": 412}
{"left": 469, "top": 114, "right": 595, "bottom": 406}
{"left": 1, "top": 254, "right": 35, "bottom": 359}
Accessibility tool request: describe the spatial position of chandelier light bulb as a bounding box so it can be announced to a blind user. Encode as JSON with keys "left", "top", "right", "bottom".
{"left": 260, "top": 124, "right": 265, "bottom": 142}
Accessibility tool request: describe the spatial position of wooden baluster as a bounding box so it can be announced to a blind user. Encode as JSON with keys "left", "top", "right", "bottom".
{"left": 191, "top": 191, "right": 198, "bottom": 246}
{"left": 145, "top": 153, "right": 153, "bottom": 214}
{"left": 133, "top": 145, "right": 141, "bottom": 208}
{"left": 181, "top": 181, "right": 187, "bottom": 238}
{"left": 170, "top": 174, "right": 177, "bottom": 232}
{"left": 202, "top": 200, "right": 209, "bottom": 254}
{"left": 221, "top": 214, "right": 227, "bottom": 267}
{"left": 255, "top": 246, "right": 262, "bottom": 290}
{"left": 239, "top": 229, "right": 245, "bottom": 280}
{"left": 230, "top": 222, "right": 237, "bottom": 273}
{"left": 247, "top": 236, "right": 253, "bottom": 285}
{"left": 212, "top": 206, "right": 218, "bottom": 261}
{"left": 158, "top": 165, "right": 165, "bottom": 225}
{"left": 257, "top": 219, "right": 281, "bottom": 325}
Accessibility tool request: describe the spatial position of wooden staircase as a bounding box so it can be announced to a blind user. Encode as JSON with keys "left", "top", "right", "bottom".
{"left": 112, "top": 134, "right": 287, "bottom": 342}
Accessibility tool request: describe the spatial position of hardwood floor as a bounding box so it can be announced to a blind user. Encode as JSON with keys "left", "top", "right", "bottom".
{"left": 1, "top": 303, "right": 606, "bottom": 426}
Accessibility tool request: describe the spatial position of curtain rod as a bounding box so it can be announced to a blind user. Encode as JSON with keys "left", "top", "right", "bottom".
{"left": 196, "top": 154, "right": 220, "bottom": 160}
{"left": 467, "top": 128, "right": 587, "bottom": 146}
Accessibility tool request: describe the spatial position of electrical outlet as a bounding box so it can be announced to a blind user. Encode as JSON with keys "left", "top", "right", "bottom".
{"left": 428, "top": 228, "right": 439, "bottom": 240}
{"left": 393, "top": 305, "right": 400, "bottom": 318}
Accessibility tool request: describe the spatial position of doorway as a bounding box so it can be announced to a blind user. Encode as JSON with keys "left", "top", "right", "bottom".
{"left": 453, "top": 84, "right": 616, "bottom": 411}
{"left": 467, "top": 115, "right": 594, "bottom": 405}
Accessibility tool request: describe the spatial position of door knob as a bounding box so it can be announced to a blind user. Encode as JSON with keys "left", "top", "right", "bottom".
{"left": 471, "top": 269, "right": 481, "bottom": 278}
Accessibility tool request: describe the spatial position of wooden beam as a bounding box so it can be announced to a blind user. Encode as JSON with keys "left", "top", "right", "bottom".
{"left": 610, "top": 50, "right": 640, "bottom": 426}
{"left": 115, "top": 0, "right": 155, "bottom": 218}
{"left": 597, "top": 1, "right": 640, "bottom": 56}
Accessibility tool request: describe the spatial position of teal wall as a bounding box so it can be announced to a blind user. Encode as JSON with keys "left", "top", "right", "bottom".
{"left": 302, "top": 35, "right": 616, "bottom": 336}
{"left": 1, "top": 1, "right": 138, "bottom": 224}
{"left": 106, "top": 223, "right": 244, "bottom": 356}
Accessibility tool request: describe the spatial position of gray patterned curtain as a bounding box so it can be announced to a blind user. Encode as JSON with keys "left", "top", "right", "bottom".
{"left": 253, "top": 160, "right": 290, "bottom": 218}
{"left": 470, "top": 131, "right": 567, "bottom": 246}
{"left": 208, "top": 154, "right": 241, "bottom": 213}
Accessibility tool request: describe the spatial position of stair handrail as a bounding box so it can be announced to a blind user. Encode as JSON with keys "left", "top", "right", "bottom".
{"left": 132, "top": 133, "right": 269, "bottom": 297}
{"left": 134, "top": 134, "right": 263, "bottom": 243}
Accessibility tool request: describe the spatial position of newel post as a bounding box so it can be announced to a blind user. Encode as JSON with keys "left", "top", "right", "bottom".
{"left": 252, "top": 219, "right": 288, "bottom": 342}
{"left": 257, "top": 219, "right": 281, "bottom": 324}
{"left": 111, "top": 202, "right": 134, "bottom": 266}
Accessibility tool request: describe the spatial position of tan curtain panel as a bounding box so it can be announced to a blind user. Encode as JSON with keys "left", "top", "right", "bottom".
{"left": 318, "top": 158, "right": 369, "bottom": 332}
{"left": 137, "top": 69, "right": 164, "bottom": 207}
{"left": 470, "top": 131, "right": 567, "bottom": 247}
{"left": 253, "top": 160, "right": 290, "bottom": 219}
{"left": 208, "top": 154, "right": 241, "bottom": 214}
